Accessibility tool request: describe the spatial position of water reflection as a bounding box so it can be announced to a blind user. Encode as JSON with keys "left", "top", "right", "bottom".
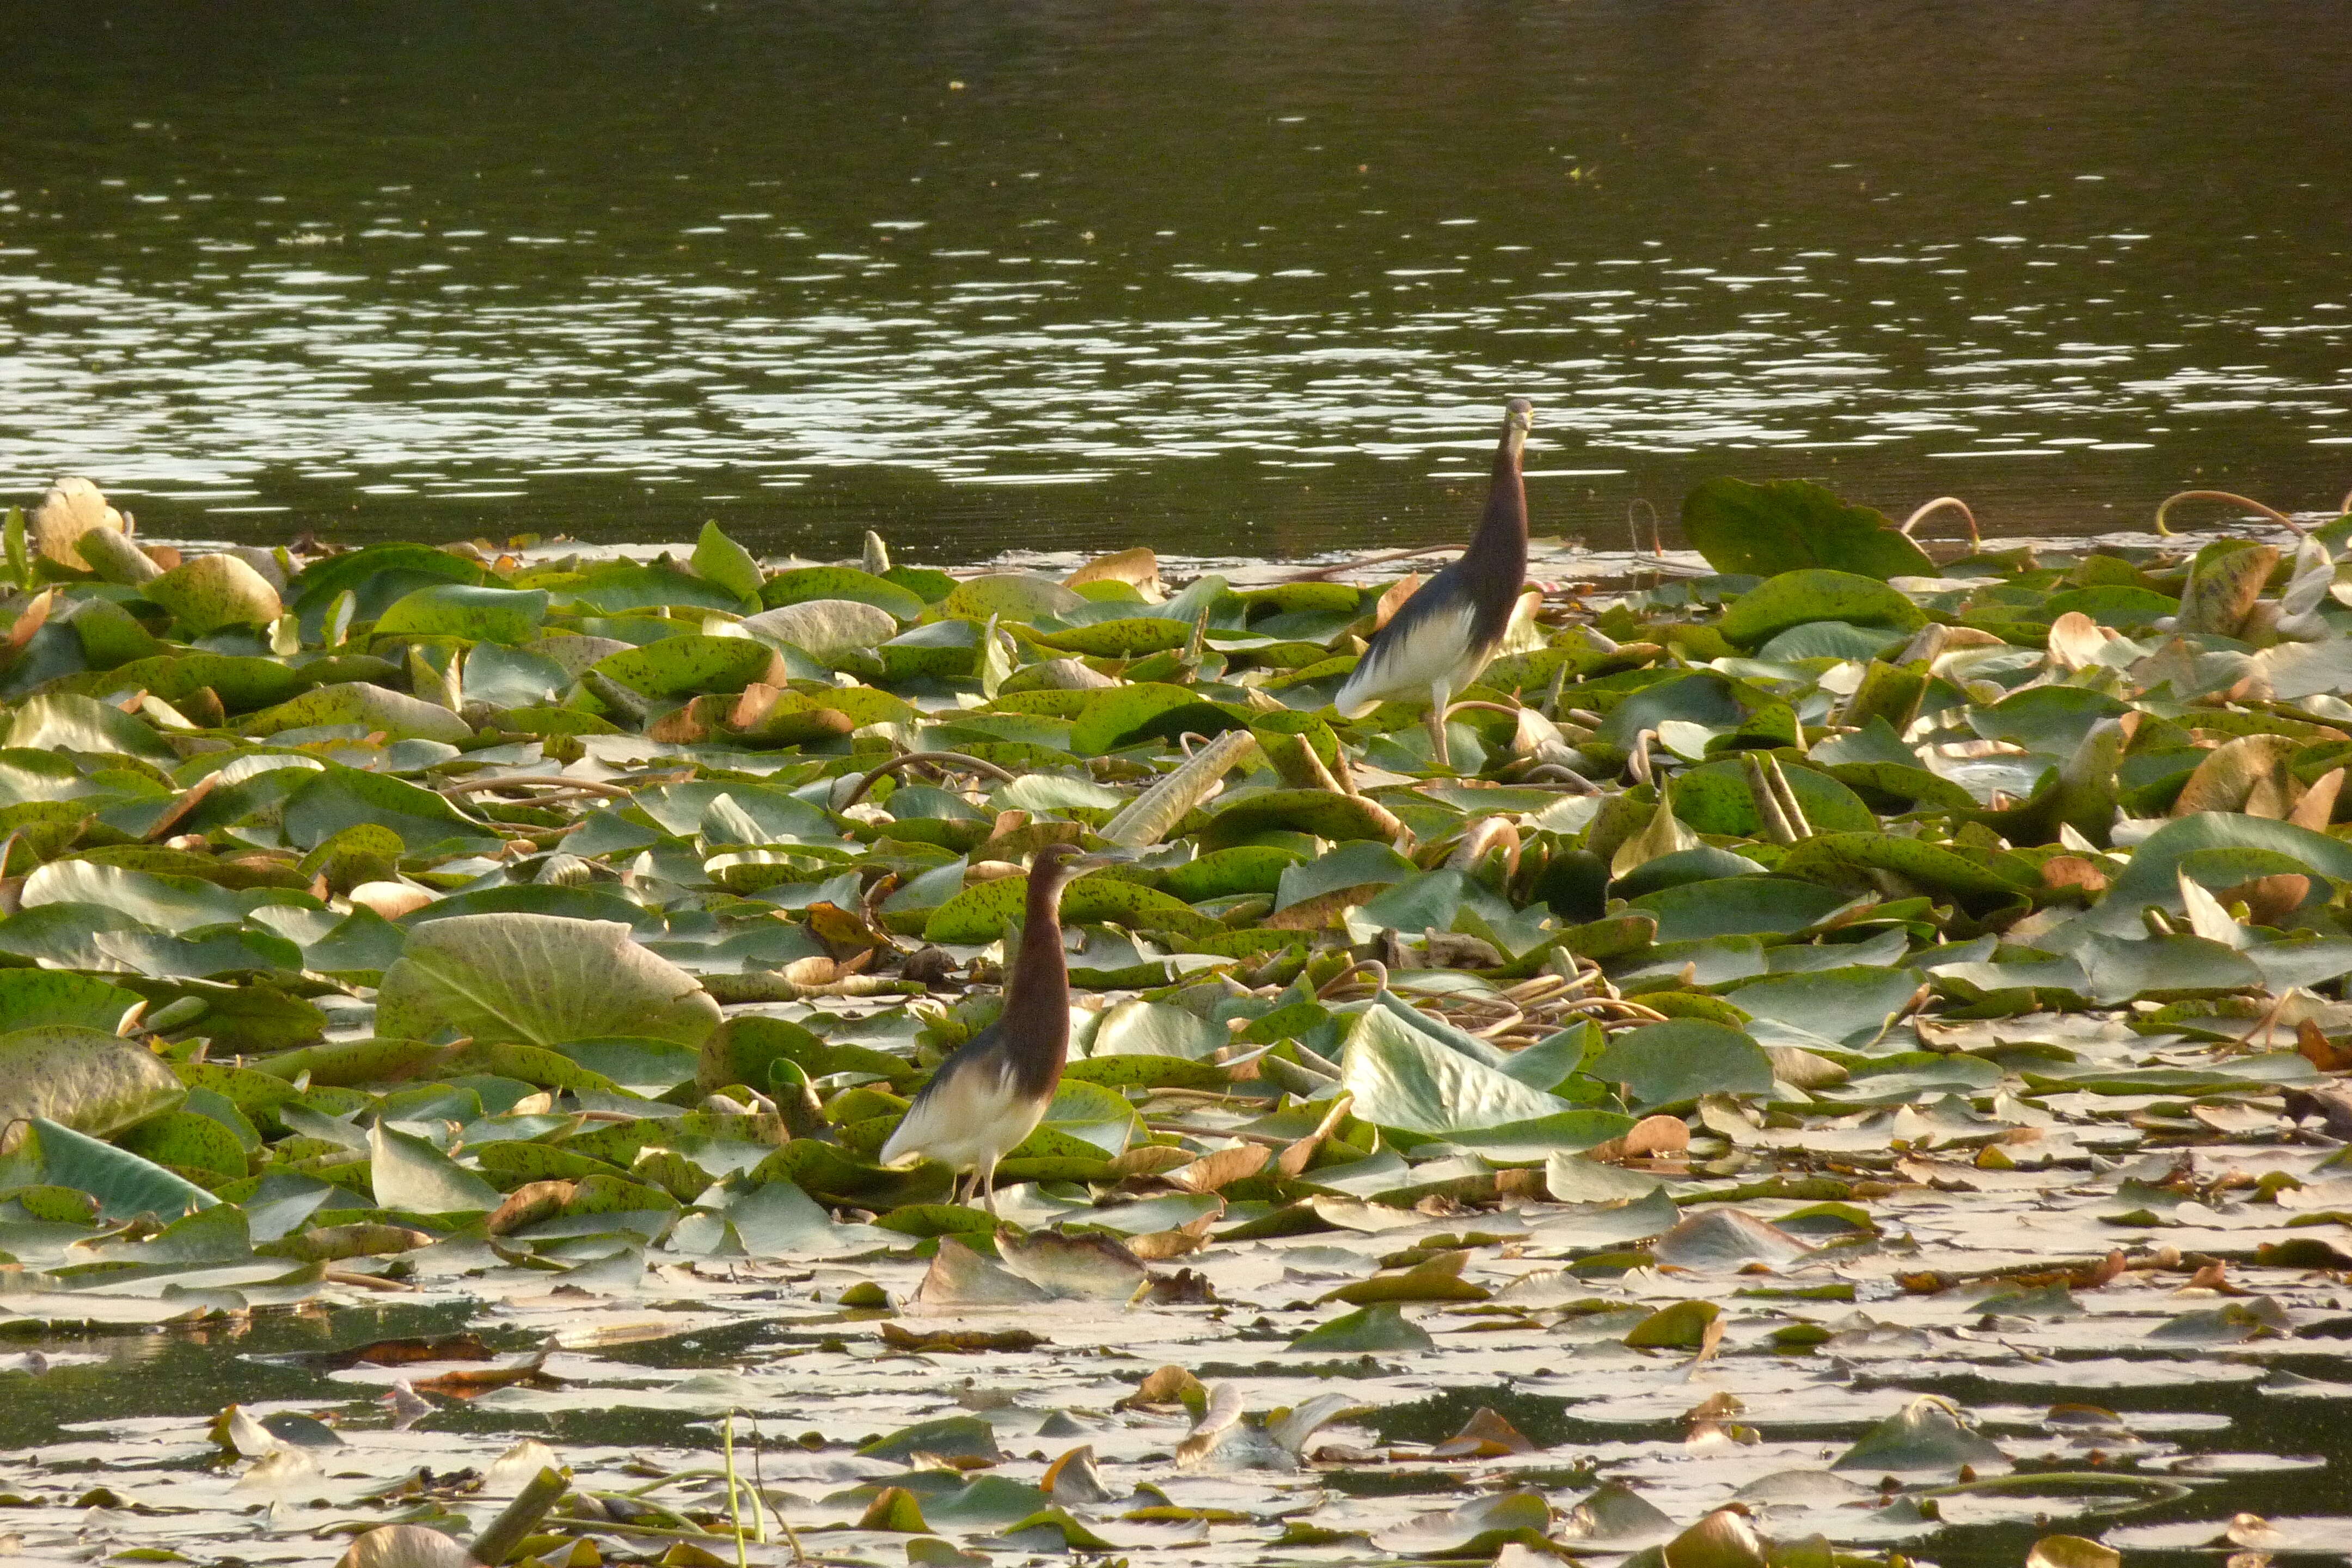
{"left": 0, "top": 2, "right": 2346, "bottom": 557}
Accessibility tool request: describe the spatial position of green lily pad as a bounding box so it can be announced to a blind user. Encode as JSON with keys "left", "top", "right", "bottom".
{"left": 376, "top": 584, "right": 549, "bottom": 641}
{"left": 1681, "top": 477, "right": 1935, "bottom": 580}
{"left": 1718, "top": 568, "right": 1929, "bottom": 647}
{"left": 1587, "top": 1020, "right": 1776, "bottom": 1110}
{"left": 376, "top": 912, "right": 722, "bottom": 1050}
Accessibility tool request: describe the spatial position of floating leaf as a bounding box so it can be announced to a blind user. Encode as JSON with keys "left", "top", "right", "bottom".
{"left": 1833, "top": 1395, "right": 2008, "bottom": 1475}
{"left": 375, "top": 583, "right": 549, "bottom": 641}
{"left": 1681, "top": 477, "right": 1935, "bottom": 579}
{"left": 0, "top": 1026, "right": 186, "bottom": 1151}
{"left": 1623, "top": 1298, "right": 1719, "bottom": 1349}
{"left": 741, "top": 598, "right": 898, "bottom": 660}
{"left": 4, "top": 1116, "right": 218, "bottom": 1221}
{"left": 1588, "top": 1021, "right": 1776, "bottom": 1110}
{"left": 145, "top": 551, "right": 285, "bottom": 635}
{"left": 376, "top": 914, "right": 722, "bottom": 1049}
{"left": 1718, "top": 568, "right": 1929, "bottom": 647}
{"left": 689, "top": 519, "right": 763, "bottom": 605}
{"left": 242, "top": 681, "right": 474, "bottom": 745}
{"left": 1338, "top": 1006, "right": 1573, "bottom": 1135}
{"left": 760, "top": 565, "right": 926, "bottom": 620}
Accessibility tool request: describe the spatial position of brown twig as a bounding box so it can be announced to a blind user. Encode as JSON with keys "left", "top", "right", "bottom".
{"left": 835, "top": 750, "right": 1019, "bottom": 809}
{"left": 1313, "top": 958, "right": 1391, "bottom": 1000}
{"left": 440, "top": 774, "right": 640, "bottom": 801}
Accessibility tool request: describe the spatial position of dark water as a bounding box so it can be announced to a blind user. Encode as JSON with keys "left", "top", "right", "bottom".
{"left": 2, "top": 2, "right": 2349, "bottom": 561}
{"left": 5, "top": 1310, "right": 2349, "bottom": 1568}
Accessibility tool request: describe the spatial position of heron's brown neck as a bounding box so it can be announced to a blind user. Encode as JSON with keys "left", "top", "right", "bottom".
{"left": 1002, "top": 865, "right": 1074, "bottom": 1086}
{"left": 1462, "top": 424, "right": 1529, "bottom": 585}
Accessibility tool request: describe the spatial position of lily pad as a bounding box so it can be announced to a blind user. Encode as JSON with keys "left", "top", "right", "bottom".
{"left": 376, "top": 914, "right": 722, "bottom": 1050}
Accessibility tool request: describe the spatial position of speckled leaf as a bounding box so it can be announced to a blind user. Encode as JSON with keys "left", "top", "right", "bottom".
{"left": 376, "top": 912, "right": 722, "bottom": 1049}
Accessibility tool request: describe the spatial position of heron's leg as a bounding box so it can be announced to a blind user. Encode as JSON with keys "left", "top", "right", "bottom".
{"left": 1426, "top": 679, "right": 1454, "bottom": 771}
{"left": 978, "top": 1159, "right": 999, "bottom": 1217}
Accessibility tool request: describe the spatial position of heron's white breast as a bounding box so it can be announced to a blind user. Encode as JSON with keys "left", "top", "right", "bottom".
{"left": 879, "top": 1058, "right": 1047, "bottom": 1172}
{"left": 1334, "top": 594, "right": 1486, "bottom": 716}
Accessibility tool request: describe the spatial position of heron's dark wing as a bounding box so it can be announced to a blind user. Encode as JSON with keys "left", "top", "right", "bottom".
{"left": 1334, "top": 565, "right": 1487, "bottom": 716}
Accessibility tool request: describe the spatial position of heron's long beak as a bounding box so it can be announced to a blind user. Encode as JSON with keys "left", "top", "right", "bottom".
{"left": 1503, "top": 396, "right": 1535, "bottom": 458}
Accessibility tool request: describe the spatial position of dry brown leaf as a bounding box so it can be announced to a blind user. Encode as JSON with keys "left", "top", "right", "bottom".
{"left": 348, "top": 880, "right": 436, "bottom": 920}
{"left": 2039, "top": 855, "right": 2110, "bottom": 895}
{"left": 1429, "top": 1406, "right": 1541, "bottom": 1458}
{"left": 1374, "top": 572, "right": 1424, "bottom": 632}
{"left": 2296, "top": 1019, "right": 2352, "bottom": 1074}
{"left": 2045, "top": 610, "right": 2114, "bottom": 672}
{"left": 1588, "top": 1113, "right": 1691, "bottom": 1163}
{"left": 1165, "top": 1143, "right": 1271, "bottom": 1195}
{"left": 1276, "top": 1093, "right": 1357, "bottom": 1179}
{"left": 1065, "top": 546, "right": 1163, "bottom": 600}
{"left": 2172, "top": 734, "right": 2301, "bottom": 817}
{"left": 1117, "top": 1364, "right": 1207, "bottom": 1411}
{"left": 2291, "top": 767, "right": 2345, "bottom": 830}
{"left": 486, "top": 1180, "right": 576, "bottom": 1236}
{"left": 2217, "top": 873, "right": 2310, "bottom": 928}
{"left": 2076, "top": 1249, "right": 2128, "bottom": 1290}
{"left": 1129, "top": 1211, "right": 1221, "bottom": 1260}
{"left": 878, "top": 1322, "right": 1047, "bottom": 1353}
{"left": 409, "top": 1353, "right": 553, "bottom": 1398}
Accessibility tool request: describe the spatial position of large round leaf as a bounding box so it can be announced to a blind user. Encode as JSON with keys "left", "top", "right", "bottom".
{"left": 742, "top": 599, "right": 898, "bottom": 661}
{"left": 144, "top": 552, "right": 285, "bottom": 635}
{"left": 0, "top": 1026, "right": 186, "bottom": 1152}
{"left": 375, "top": 913, "right": 722, "bottom": 1050}
{"left": 1587, "top": 1020, "right": 1775, "bottom": 1111}
{"left": 240, "top": 682, "right": 473, "bottom": 745}
{"left": 375, "top": 584, "right": 549, "bottom": 641}
{"left": 1338, "top": 1006, "right": 1574, "bottom": 1136}
{"left": 1718, "top": 569, "right": 1928, "bottom": 648}
{"left": 1680, "top": 477, "right": 1935, "bottom": 580}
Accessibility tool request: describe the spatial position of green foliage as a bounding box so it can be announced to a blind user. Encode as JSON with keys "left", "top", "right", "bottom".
{"left": 0, "top": 484, "right": 2341, "bottom": 1559}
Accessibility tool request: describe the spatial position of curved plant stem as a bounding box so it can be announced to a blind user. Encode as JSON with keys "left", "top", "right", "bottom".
{"left": 439, "top": 774, "right": 638, "bottom": 801}
{"left": 2153, "top": 489, "right": 2308, "bottom": 538}
{"left": 835, "top": 750, "right": 1019, "bottom": 809}
{"left": 1627, "top": 498, "right": 1662, "bottom": 556}
{"left": 1900, "top": 495, "right": 1981, "bottom": 546}
{"left": 1313, "top": 958, "right": 1390, "bottom": 1001}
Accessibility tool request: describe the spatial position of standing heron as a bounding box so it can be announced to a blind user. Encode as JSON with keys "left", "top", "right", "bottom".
{"left": 1333, "top": 396, "right": 1535, "bottom": 769}
{"left": 880, "top": 842, "right": 1090, "bottom": 1213}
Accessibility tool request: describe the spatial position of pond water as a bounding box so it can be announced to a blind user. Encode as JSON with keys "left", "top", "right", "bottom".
{"left": 2, "top": 2, "right": 2349, "bottom": 560}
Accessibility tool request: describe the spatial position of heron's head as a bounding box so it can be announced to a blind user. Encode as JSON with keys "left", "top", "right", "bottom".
{"left": 1028, "top": 841, "right": 1108, "bottom": 886}
{"left": 1503, "top": 396, "right": 1535, "bottom": 456}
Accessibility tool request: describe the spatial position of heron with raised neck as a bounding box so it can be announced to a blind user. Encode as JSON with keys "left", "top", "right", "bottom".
{"left": 1334, "top": 396, "right": 1535, "bottom": 769}
{"left": 880, "top": 842, "right": 1091, "bottom": 1213}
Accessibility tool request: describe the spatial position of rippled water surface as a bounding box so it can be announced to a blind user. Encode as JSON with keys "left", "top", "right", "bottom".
{"left": 2, "top": 2, "right": 2348, "bottom": 559}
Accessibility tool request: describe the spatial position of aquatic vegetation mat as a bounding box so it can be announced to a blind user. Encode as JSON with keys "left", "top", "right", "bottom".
{"left": 7, "top": 480, "right": 2352, "bottom": 1566}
